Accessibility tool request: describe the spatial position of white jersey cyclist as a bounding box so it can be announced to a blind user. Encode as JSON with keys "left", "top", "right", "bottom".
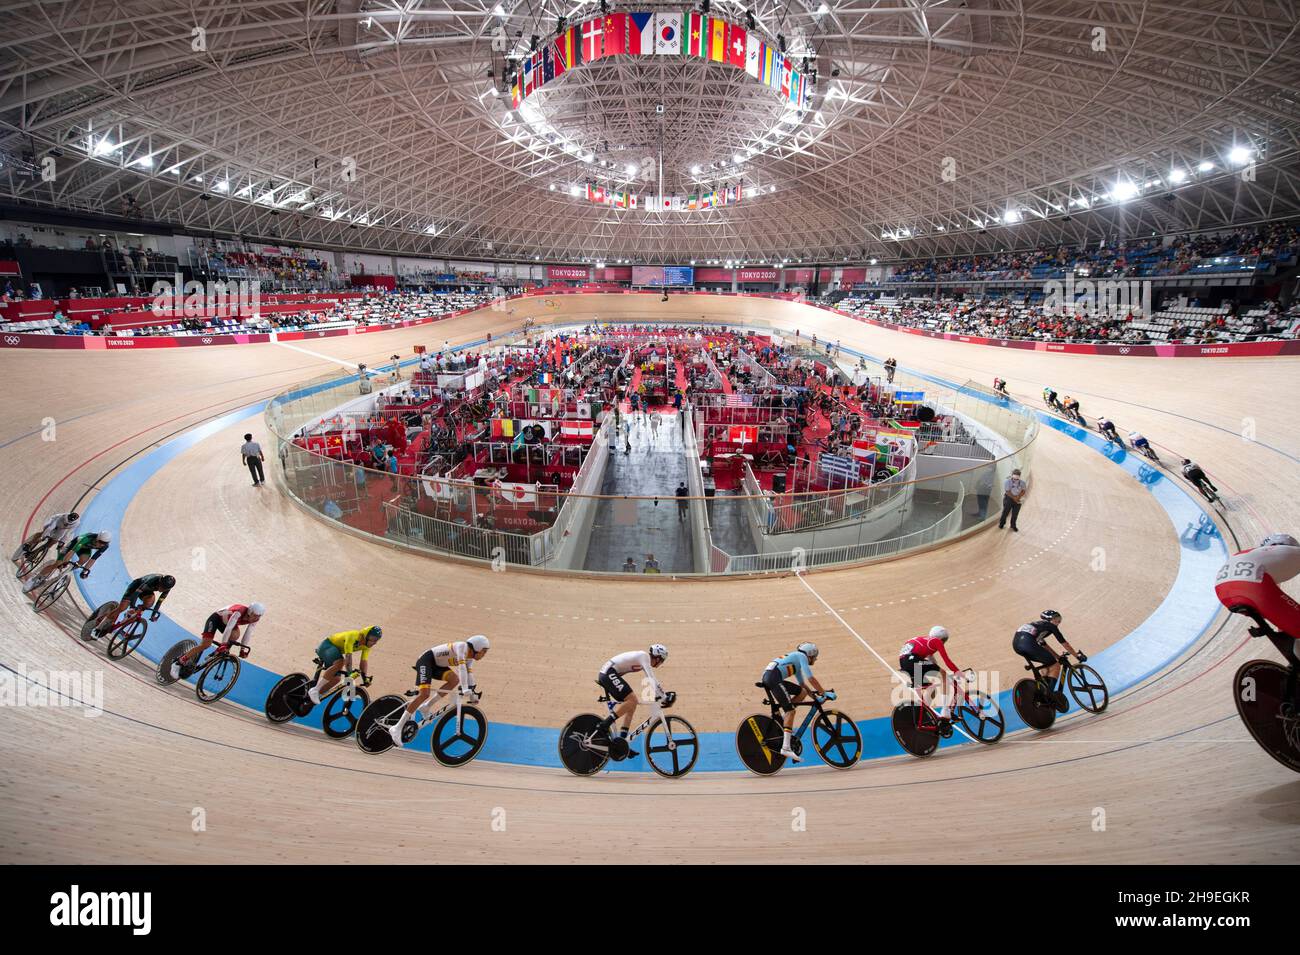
{"left": 598, "top": 649, "right": 663, "bottom": 703}
{"left": 1216, "top": 541, "right": 1300, "bottom": 587}
{"left": 41, "top": 512, "right": 81, "bottom": 546}
{"left": 416, "top": 640, "right": 480, "bottom": 693}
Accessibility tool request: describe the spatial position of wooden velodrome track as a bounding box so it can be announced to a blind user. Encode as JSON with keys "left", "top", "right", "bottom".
{"left": 2, "top": 294, "right": 1298, "bottom": 864}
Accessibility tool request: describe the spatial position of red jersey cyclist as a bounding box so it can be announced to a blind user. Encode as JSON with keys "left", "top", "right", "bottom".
{"left": 1215, "top": 534, "right": 1300, "bottom": 708}
{"left": 899, "top": 626, "right": 963, "bottom": 725}
{"left": 169, "top": 602, "right": 265, "bottom": 679}
{"left": 388, "top": 635, "right": 491, "bottom": 745}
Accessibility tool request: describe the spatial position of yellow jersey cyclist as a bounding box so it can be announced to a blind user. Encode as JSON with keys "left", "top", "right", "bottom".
{"left": 23, "top": 530, "right": 111, "bottom": 594}
{"left": 388, "top": 635, "right": 491, "bottom": 745}
{"left": 13, "top": 510, "right": 80, "bottom": 563}
{"left": 89, "top": 573, "right": 176, "bottom": 640}
{"left": 309, "top": 626, "right": 383, "bottom": 703}
{"left": 763, "top": 642, "right": 835, "bottom": 761}
{"left": 596, "top": 643, "right": 670, "bottom": 757}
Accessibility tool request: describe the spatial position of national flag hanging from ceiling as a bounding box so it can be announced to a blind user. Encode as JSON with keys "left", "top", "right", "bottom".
{"left": 542, "top": 46, "right": 555, "bottom": 84}
{"left": 761, "top": 45, "right": 776, "bottom": 86}
{"left": 628, "top": 12, "right": 654, "bottom": 54}
{"left": 781, "top": 57, "right": 793, "bottom": 97}
{"left": 568, "top": 24, "right": 583, "bottom": 68}
{"left": 603, "top": 13, "right": 627, "bottom": 56}
{"left": 687, "top": 11, "right": 705, "bottom": 57}
{"left": 552, "top": 32, "right": 569, "bottom": 78}
{"left": 708, "top": 17, "right": 726, "bottom": 62}
{"left": 726, "top": 22, "right": 747, "bottom": 68}
{"left": 655, "top": 12, "right": 682, "bottom": 54}
{"left": 583, "top": 16, "right": 605, "bottom": 61}
{"left": 522, "top": 57, "right": 534, "bottom": 96}
{"left": 510, "top": 72, "right": 521, "bottom": 109}
{"left": 745, "top": 38, "right": 761, "bottom": 78}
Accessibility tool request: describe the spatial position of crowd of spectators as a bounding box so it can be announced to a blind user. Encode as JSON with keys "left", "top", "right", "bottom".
{"left": 836, "top": 294, "right": 1300, "bottom": 344}
{"left": 885, "top": 223, "right": 1300, "bottom": 284}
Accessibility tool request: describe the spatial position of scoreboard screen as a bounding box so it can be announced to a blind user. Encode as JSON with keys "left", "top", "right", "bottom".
{"left": 632, "top": 266, "right": 695, "bottom": 287}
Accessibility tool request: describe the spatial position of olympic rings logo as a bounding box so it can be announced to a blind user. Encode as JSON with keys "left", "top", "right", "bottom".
{"left": 3, "top": 336, "right": 19, "bottom": 345}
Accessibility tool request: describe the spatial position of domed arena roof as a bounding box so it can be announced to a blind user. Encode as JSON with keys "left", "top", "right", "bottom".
{"left": 2, "top": 0, "right": 1298, "bottom": 262}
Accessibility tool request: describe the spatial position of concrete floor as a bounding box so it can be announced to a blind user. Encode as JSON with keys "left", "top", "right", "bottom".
{"left": 583, "top": 411, "right": 696, "bottom": 574}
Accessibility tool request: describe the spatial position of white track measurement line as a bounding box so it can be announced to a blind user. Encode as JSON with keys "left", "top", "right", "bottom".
{"left": 793, "top": 570, "right": 980, "bottom": 744}
{"left": 275, "top": 342, "right": 361, "bottom": 369}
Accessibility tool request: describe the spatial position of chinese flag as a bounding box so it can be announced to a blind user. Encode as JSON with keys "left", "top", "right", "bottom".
{"left": 726, "top": 22, "right": 747, "bottom": 69}
{"left": 603, "top": 12, "right": 627, "bottom": 56}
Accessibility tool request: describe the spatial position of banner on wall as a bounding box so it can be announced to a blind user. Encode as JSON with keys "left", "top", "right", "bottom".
{"left": 547, "top": 266, "right": 589, "bottom": 280}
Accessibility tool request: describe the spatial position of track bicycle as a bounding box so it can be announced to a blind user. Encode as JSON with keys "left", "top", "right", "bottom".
{"left": 156, "top": 637, "right": 247, "bottom": 704}
{"left": 264, "top": 658, "right": 371, "bottom": 739}
{"left": 734, "top": 681, "right": 862, "bottom": 775}
{"left": 558, "top": 690, "right": 699, "bottom": 778}
{"left": 1011, "top": 651, "right": 1109, "bottom": 730}
{"left": 892, "top": 668, "right": 1005, "bottom": 757}
{"left": 354, "top": 686, "right": 488, "bottom": 766}
{"left": 1225, "top": 605, "right": 1300, "bottom": 773}
{"left": 79, "top": 601, "right": 152, "bottom": 659}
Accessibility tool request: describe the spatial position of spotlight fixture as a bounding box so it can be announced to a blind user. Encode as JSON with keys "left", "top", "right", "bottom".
{"left": 530, "top": 34, "right": 538, "bottom": 52}
{"left": 600, "top": 0, "right": 609, "bottom": 13}
{"left": 745, "top": 10, "right": 755, "bottom": 30}
{"left": 700, "top": 0, "right": 710, "bottom": 14}
{"left": 556, "top": 16, "right": 566, "bottom": 35}
{"left": 777, "top": 34, "right": 786, "bottom": 53}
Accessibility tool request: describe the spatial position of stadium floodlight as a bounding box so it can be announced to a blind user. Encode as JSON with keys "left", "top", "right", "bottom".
{"left": 1169, "top": 167, "right": 1187, "bottom": 183}
{"left": 1110, "top": 178, "right": 1139, "bottom": 202}
{"left": 1228, "top": 146, "right": 1252, "bottom": 165}
{"left": 1197, "top": 160, "right": 1213, "bottom": 172}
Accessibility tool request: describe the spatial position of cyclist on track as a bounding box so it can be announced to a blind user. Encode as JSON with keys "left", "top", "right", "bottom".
{"left": 596, "top": 643, "right": 669, "bottom": 756}
{"left": 763, "top": 641, "right": 834, "bottom": 761}
{"left": 388, "top": 634, "right": 491, "bottom": 745}
{"left": 90, "top": 572, "right": 176, "bottom": 640}
{"left": 1062, "top": 395, "right": 1082, "bottom": 421}
{"left": 169, "top": 602, "right": 265, "bottom": 679}
{"left": 1096, "top": 415, "right": 1122, "bottom": 444}
{"left": 1012, "top": 611, "right": 1085, "bottom": 710}
{"left": 1213, "top": 534, "right": 1300, "bottom": 707}
{"left": 1042, "top": 386, "right": 1061, "bottom": 411}
{"left": 1181, "top": 459, "right": 1219, "bottom": 498}
{"left": 23, "top": 530, "right": 111, "bottom": 594}
{"left": 309, "top": 626, "right": 383, "bottom": 703}
{"left": 12, "top": 511, "right": 80, "bottom": 564}
{"left": 898, "top": 626, "right": 963, "bottom": 726}
{"left": 1128, "top": 430, "right": 1152, "bottom": 454}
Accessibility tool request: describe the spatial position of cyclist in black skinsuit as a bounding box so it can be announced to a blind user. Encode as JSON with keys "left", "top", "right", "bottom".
{"left": 90, "top": 572, "right": 176, "bottom": 639}
{"left": 1012, "top": 610, "right": 1085, "bottom": 710}
{"left": 1181, "top": 459, "right": 1218, "bottom": 498}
